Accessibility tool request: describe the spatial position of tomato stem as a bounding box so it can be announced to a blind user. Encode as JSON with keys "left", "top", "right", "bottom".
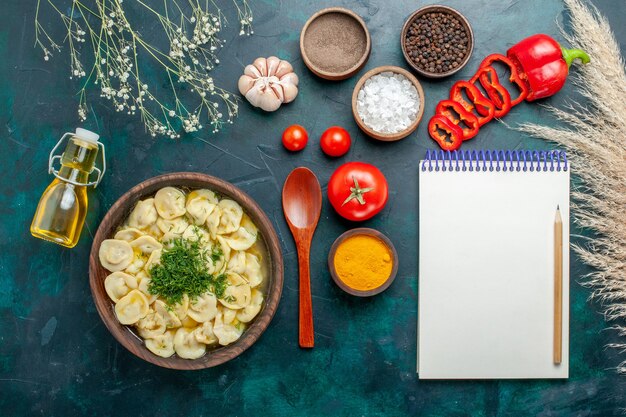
{"left": 342, "top": 177, "right": 374, "bottom": 206}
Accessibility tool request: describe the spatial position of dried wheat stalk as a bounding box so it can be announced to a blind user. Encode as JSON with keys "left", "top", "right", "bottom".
{"left": 517, "top": 0, "right": 626, "bottom": 373}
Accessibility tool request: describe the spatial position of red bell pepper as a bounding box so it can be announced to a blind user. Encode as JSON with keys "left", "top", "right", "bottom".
{"left": 479, "top": 54, "right": 529, "bottom": 106}
{"left": 506, "top": 34, "right": 590, "bottom": 101}
{"left": 435, "top": 100, "right": 480, "bottom": 140}
{"left": 449, "top": 81, "right": 495, "bottom": 126}
{"left": 428, "top": 34, "right": 589, "bottom": 151}
{"left": 428, "top": 115, "right": 464, "bottom": 150}
{"left": 470, "top": 66, "right": 512, "bottom": 118}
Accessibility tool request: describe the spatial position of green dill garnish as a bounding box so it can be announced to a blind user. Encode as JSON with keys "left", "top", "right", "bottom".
{"left": 211, "top": 246, "right": 223, "bottom": 262}
{"left": 211, "top": 273, "right": 228, "bottom": 298}
{"left": 148, "top": 238, "right": 227, "bottom": 304}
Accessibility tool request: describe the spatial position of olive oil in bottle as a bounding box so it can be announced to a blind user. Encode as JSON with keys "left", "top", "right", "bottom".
{"left": 31, "top": 128, "right": 106, "bottom": 248}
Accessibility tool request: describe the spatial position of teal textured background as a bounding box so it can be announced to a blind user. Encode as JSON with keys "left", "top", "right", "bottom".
{"left": 1, "top": 0, "right": 625, "bottom": 415}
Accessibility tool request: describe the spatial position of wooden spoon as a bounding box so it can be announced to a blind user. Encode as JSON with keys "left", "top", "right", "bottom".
{"left": 282, "top": 167, "right": 322, "bottom": 348}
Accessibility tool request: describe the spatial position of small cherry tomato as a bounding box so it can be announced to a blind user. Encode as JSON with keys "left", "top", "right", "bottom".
{"left": 327, "top": 162, "right": 388, "bottom": 221}
{"left": 320, "top": 126, "right": 351, "bottom": 157}
{"left": 282, "top": 125, "right": 308, "bottom": 151}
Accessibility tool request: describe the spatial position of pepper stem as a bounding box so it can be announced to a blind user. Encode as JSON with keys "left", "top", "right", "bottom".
{"left": 561, "top": 46, "right": 590, "bottom": 67}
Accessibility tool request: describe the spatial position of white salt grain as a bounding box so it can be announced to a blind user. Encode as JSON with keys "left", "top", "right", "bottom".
{"left": 356, "top": 71, "right": 420, "bottom": 134}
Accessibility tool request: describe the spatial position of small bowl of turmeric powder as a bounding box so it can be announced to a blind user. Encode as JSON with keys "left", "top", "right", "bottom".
{"left": 328, "top": 228, "right": 398, "bottom": 296}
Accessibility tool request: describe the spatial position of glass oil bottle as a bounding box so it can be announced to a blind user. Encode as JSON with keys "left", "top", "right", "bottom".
{"left": 30, "top": 128, "right": 106, "bottom": 248}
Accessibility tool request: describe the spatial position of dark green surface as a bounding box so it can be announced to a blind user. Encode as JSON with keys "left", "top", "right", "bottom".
{"left": 1, "top": 0, "right": 625, "bottom": 415}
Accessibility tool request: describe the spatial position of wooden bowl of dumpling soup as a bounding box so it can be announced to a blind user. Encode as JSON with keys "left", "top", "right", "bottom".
{"left": 89, "top": 173, "right": 283, "bottom": 370}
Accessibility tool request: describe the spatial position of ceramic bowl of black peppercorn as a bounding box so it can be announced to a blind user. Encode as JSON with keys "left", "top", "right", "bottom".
{"left": 401, "top": 5, "right": 474, "bottom": 78}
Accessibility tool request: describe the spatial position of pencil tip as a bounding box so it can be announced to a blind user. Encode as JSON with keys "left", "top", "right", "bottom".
{"left": 557, "top": 204, "right": 560, "bottom": 210}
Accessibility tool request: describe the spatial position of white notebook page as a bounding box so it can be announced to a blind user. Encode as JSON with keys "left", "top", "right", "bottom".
{"left": 418, "top": 161, "right": 570, "bottom": 379}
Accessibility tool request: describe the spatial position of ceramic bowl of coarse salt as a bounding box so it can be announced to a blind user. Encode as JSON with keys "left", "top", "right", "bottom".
{"left": 351, "top": 66, "right": 425, "bottom": 141}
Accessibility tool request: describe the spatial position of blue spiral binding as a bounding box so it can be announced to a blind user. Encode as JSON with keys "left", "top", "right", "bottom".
{"left": 421, "top": 150, "right": 568, "bottom": 172}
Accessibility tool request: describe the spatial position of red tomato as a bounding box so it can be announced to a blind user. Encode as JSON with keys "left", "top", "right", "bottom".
{"left": 320, "top": 126, "right": 351, "bottom": 157}
{"left": 327, "top": 162, "right": 388, "bottom": 221}
{"left": 282, "top": 125, "right": 308, "bottom": 151}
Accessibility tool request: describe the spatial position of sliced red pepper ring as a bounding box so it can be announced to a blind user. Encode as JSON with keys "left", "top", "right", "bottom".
{"left": 428, "top": 115, "right": 464, "bottom": 151}
{"left": 479, "top": 54, "right": 529, "bottom": 106}
{"left": 449, "top": 81, "right": 495, "bottom": 127}
{"left": 470, "top": 66, "right": 512, "bottom": 118}
{"left": 435, "top": 100, "right": 480, "bottom": 140}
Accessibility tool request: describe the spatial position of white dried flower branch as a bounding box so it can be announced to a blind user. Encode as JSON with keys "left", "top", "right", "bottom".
{"left": 34, "top": 0, "right": 253, "bottom": 138}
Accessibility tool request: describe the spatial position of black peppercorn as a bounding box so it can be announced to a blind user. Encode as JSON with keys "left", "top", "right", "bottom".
{"left": 404, "top": 10, "right": 470, "bottom": 74}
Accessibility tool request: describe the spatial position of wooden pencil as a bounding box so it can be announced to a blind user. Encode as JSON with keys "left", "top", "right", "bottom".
{"left": 554, "top": 205, "right": 563, "bottom": 364}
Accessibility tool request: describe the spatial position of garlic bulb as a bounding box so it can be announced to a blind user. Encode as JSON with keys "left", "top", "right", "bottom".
{"left": 238, "top": 56, "right": 299, "bottom": 112}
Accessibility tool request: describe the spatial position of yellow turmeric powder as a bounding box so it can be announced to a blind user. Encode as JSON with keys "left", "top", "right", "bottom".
{"left": 333, "top": 234, "right": 393, "bottom": 291}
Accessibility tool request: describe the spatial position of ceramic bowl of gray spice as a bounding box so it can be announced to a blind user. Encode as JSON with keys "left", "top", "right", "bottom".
{"left": 401, "top": 5, "right": 474, "bottom": 78}
{"left": 300, "top": 7, "right": 371, "bottom": 81}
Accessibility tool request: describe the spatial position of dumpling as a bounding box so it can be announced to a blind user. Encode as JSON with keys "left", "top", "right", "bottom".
{"left": 222, "top": 306, "right": 237, "bottom": 324}
{"left": 104, "top": 271, "right": 138, "bottom": 303}
{"left": 154, "top": 300, "right": 182, "bottom": 329}
{"left": 124, "top": 256, "right": 146, "bottom": 275}
{"left": 174, "top": 327, "right": 206, "bottom": 359}
{"left": 213, "top": 236, "right": 231, "bottom": 273}
{"left": 181, "top": 315, "right": 199, "bottom": 328}
{"left": 194, "top": 321, "right": 218, "bottom": 345}
{"left": 240, "top": 214, "right": 258, "bottom": 235}
{"left": 221, "top": 235, "right": 233, "bottom": 259}
{"left": 205, "top": 206, "right": 221, "bottom": 239}
{"left": 130, "top": 235, "right": 163, "bottom": 255}
{"left": 160, "top": 233, "right": 180, "bottom": 249}
{"left": 128, "top": 198, "right": 158, "bottom": 229}
{"left": 137, "top": 273, "right": 158, "bottom": 304}
{"left": 176, "top": 294, "right": 190, "bottom": 321}
{"left": 223, "top": 213, "right": 258, "bottom": 250}
{"left": 218, "top": 272, "right": 251, "bottom": 309}
{"left": 114, "top": 227, "right": 144, "bottom": 242}
{"left": 136, "top": 309, "right": 167, "bottom": 339}
{"left": 187, "top": 292, "right": 218, "bottom": 323}
{"left": 156, "top": 216, "right": 189, "bottom": 236}
{"left": 145, "top": 331, "right": 175, "bottom": 358}
{"left": 237, "top": 289, "right": 264, "bottom": 323}
{"left": 243, "top": 253, "right": 263, "bottom": 288}
{"left": 182, "top": 225, "right": 211, "bottom": 245}
{"left": 191, "top": 189, "right": 218, "bottom": 204}
{"left": 144, "top": 249, "right": 162, "bottom": 272}
{"left": 223, "top": 226, "right": 257, "bottom": 251}
{"left": 226, "top": 251, "right": 246, "bottom": 274}
{"left": 213, "top": 309, "right": 244, "bottom": 346}
{"left": 99, "top": 239, "right": 134, "bottom": 272}
{"left": 154, "top": 187, "right": 186, "bottom": 219}
{"left": 145, "top": 223, "right": 164, "bottom": 240}
{"left": 115, "top": 289, "right": 149, "bottom": 325}
{"left": 186, "top": 189, "right": 218, "bottom": 225}
{"left": 216, "top": 199, "right": 243, "bottom": 234}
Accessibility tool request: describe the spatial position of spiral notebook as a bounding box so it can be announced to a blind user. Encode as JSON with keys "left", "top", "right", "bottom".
{"left": 418, "top": 150, "right": 570, "bottom": 379}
